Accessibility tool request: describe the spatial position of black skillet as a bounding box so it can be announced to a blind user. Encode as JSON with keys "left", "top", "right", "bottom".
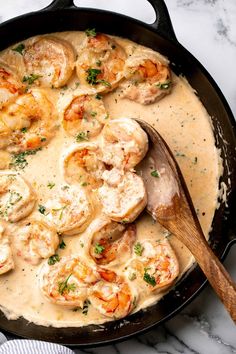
{"left": 0, "top": 0, "right": 235, "bottom": 347}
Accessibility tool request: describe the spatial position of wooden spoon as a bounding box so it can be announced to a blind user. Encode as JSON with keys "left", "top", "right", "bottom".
{"left": 136, "top": 119, "right": 236, "bottom": 322}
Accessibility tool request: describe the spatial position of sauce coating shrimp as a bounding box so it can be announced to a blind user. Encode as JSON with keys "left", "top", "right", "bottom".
{"left": 63, "top": 143, "right": 105, "bottom": 187}
{"left": 0, "top": 172, "right": 36, "bottom": 222}
{"left": 0, "top": 62, "right": 24, "bottom": 109}
{"left": 0, "top": 88, "right": 58, "bottom": 152}
{"left": 40, "top": 256, "right": 99, "bottom": 307}
{"left": 14, "top": 219, "right": 59, "bottom": 265}
{"left": 126, "top": 239, "right": 179, "bottom": 293}
{"left": 90, "top": 217, "right": 136, "bottom": 265}
{"left": 121, "top": 48, "right": 172, "bottom": 104}
{"left": 101, "top": 117, "right": 148, "bottom": 170}
{"left": 45, "top": 185, "right": 93, "bottom": 236}
{"left": 89, "top": 269, "right": 135, "bottom": 319}
{"left": 98, "top": 171, "right": 147, "bottom": 223}
{"left": 23, "top": 36, "right": 75, "bottom": 88}
{"left": 76, "top": 32, "right": 127, "bottom": 93}
{"left": 0, "top": 222, "right": 14, "bottom": 274}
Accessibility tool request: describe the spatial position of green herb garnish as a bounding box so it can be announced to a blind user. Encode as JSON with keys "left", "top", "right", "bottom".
{"left": 157, "top": 80, "right": 171, "bottom": 90}
{"left": 23, "top": 74, "right": 41, "bottom": 85}
{"left": 10, "top": 148, "right": 41, "bottom": 170}
{"left": 21, "top": 127, "right": 27, "bottom": 133}
{"left": 151, "top": 170, "right": 160, "bottom": 178}
{"left": 95, "top": 94, "right": 102, "bottom": 100}
{"left": 47, "top": 182, "right": 55, "bottom": 189}
{"left": 48, "top": 254, "right": 60, "bottom": 265}
{"left": 38, "top": 204, "right": 46, "bottom": 215}
{"left": 128, "top": 272, "right": 137, "bottom": 281}
{"left": 76, "top": 131, "right": 88, "bottom": 142}
{"left": 143, "top": 270, "right": 156, "bottom": 287}
{"left": 86, "top": 68, "right": 102, "bottom": 85}
{"left": 134, "top": 242, "right": 144, "bottom": 256}
{"left": 85, "top": 28, "right": 97, "bottom": 37}
{"left": 96, "top": 60, "right": 102, "bottom": 67}
{"left": 58, "top": 274, "right": 76, "bottom": 295}
{"left": 94, "top": 243, "right": 105, "bottom": 254}
{"left": 82, "top": 299, "right": 91, "bottom": 315}
{"left": 59, "top": 240, "right": 66, "bottom": 249}
{"left": 91, "top": 111, "right": 97, "bottom": 117}
{"left": 12, "top": 43, "right": 25, "bottom": 55}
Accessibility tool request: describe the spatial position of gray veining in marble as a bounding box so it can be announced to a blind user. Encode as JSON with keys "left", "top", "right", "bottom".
{"left": 0, "top": 1, "right": 235, "bottom": 353}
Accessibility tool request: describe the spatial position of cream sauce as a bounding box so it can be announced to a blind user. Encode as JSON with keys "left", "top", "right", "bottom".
{"left": 0, "top": 31, "right": 221, "bottom": 327}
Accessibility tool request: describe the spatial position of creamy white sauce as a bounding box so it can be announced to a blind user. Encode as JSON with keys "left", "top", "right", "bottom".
{"left": 0, "top": 31, "right": 221, "bottom": 327}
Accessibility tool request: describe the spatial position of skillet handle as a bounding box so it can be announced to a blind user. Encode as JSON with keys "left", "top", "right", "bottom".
{"left": 147, "top": 0, "right": 177, "bottom": 42}
{"left": 43, "top": 0, "right": 76, "bottom": 10}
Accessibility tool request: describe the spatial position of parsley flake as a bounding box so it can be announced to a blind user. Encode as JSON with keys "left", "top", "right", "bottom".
{"left": 48, "top": 254, "right": 60, "bottom": 265}
{"left": 151, "top": 170, "right": 160, "bottom": 178}
{"left": 59, "top": 240, "right": 66, "bottom": 249}
{"left": 143, "top": 271, "right": 156, "bottom": 287}
{"left": 12, "top": 43, "right": 25, "bottom": 55}
{"left": 38, "top": 204, "right": 46, "bottom": 215}
{"left": 76, "top": 131, "right": 88, "bottom": 142}
{"left": 23, "top": 74, "right": 41, "bottom": 85}
{"left": 58, "top": 274, "right": 76, "bottom": 295}
{"left": 85, "top": 28, "right": 97, "bottom": 37}
{"left": 47, "top": 182, "right": 55, "bottom": 189}
{"left": 134, "top": 242, "right": 144, "bottom": 256}
{"left": 94, "top": 243, "right": 105, "bottom": 254}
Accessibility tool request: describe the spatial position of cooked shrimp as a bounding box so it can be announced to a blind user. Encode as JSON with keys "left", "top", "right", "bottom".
{"left": 90, "top": 217, "right": 136, "bottom": 265}
{"left": 0, "top": 172, "right": 36, "bottom": 222}
{"left": 101, "top": 117, "right": 148, "bottom": 170}
{"left": 61, "top": 93, "right": 108, "bottom": 138}
{"left": 14, "top": 219, "right": 59, "bottom": 265}
{"left": 89, "top": 269, "right": 135, "bottom": 319}
{"left": 0, "top": 222, "right": 14, "bottom": 275}
{"left": 76, "top": 32, "right": 127, "bottom": 93}
{"left": 0, "top": 88, "right": 58, "bottom": 152}
{"left": 126, "top": 239, "right": 179, "bottom": 292}
{"left": 23, "top": 36, "right": 75, "bottom": 88}
{"left": 45, "top": 185, "right": 93, "bottom": 236}
{"left": 40, "top": 256, "right": 99, "bottom": 307}
{"left": 63, "top": 143, "right": 105, "bottom": 187}
{"left": 0, "top": 61, "right": 24, "bottom": 109}
{"left": 98, "top": 171, "right": 147, "bottom": 223}
{"left": 121, "top": 47, "right": 172, "bottom": 104}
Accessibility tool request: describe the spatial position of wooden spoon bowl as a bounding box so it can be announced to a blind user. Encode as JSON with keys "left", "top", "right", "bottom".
{"left": 136, "top": 118, "right": 236, "bottom": 322}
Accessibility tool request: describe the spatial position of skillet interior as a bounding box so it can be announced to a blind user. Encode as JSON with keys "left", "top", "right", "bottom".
{"left": 0, "top": 4, "right": 235, "bottom": 346}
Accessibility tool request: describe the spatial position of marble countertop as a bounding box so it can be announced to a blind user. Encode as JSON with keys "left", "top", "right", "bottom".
{"left": 0, "top": 1, "right": 235, "bottom": 353}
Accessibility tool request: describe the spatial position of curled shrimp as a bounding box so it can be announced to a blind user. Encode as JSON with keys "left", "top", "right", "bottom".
{"left": 76, "top": 32, "right": 127, "bottom": 93}
{"left": 14, "top": 219, "right": 59, "bottom": 265}
{"left": 126, "top": 239, "right": 179, "bottom": 293}
{"left": 0, "top": 62, "right": 24, "bottom": 109}
{"left": 89, "top": 216, "right": 136, "bottom": 265}
{"left": 61, "top": 93, "right": 108, "bottom": 138}
{"left": 23, "top": 36, "right": 75, "bottom": 88}
{"left": 89, "top": 269, "right": 135, "bottom": 319}
{"left": 121, "top": 47, "right": 172, "bottom": 104}
{"left": 98, "top": 171, "right": 147, "bottom": 223}
{"left": 0, "top": 222, "right": 14, "bottom": 275}
{"left": 45, "top": 185, "right": 93, "bottom": 236}
{"left": 63, "top": 143, "right": 105, "bottom": 187}
{"left": 0, "top": 172, "right": 36, "bottom": 223}
{"left": 101, "top": 117, "right": 148, "bottom": 170}
{"left": 0, "top": 88, "right": 58, "bottom": 152}
{"left": 40, "top": 256, "right": 99, "bottom": 307}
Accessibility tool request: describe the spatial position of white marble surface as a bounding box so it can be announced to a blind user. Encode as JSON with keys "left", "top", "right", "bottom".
{"left": 0, "top": 0, "right": 235, "bottom": 353}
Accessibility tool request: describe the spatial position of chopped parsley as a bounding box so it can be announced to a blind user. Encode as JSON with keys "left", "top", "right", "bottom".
{"left": 94, "top": 243, "right": 105, "bottom": 254}
{"left": 157, "top": 80, "right": 171, "bottom": 90}
{"left": 95, "top": 94, "right": 102, "bottom": 100}
{"left": 10, "top": 148, "right": 42, "bottom": 170}
{"left": 23, "top": 74, "right": 41, "bottom": 85}
{"left": 58, "top": 274, "right": 76, "bottom": 295}
{"left": 151, "top": 169, "right": 160, "bottom": 178}
{"left": 134, "top": 242, "right": 144, "bottom": 256}
{"left": 81, "top": 182, "right": 88, "bottom": 187}
{"left": 128, "top": 272, "right": 137, "bottom": 281}
{"left": 76, "top": 131, "right": 88, "bottom": 142}
{"left": 86, "top": 68, "right": 101, "bottom": 85}
{"left": 85, "top": 28, "right": 97, "bottom": 37}
{"left": 21, "top": 127, "right": 27, "bottom": 133}
{"left": 52, "top": 205, "right": 67, "bottom": 220}
{"left": 38, "top": 204, "right": 46, "bottom": 215}
{"left": 40, "top": 137, "right": 47, "bottom": 142}
{"left": 48, "top": 254, "right": 60, "bottom": 265}
{"left": 12, "top": 43, "right": 25, "bottom": 55}
{"left": 90, "top": 111, "right": 97, "bottom": 117}
{"left": 47, "top": 182, "right": 55, "bottom": 189}
{"left": 59, "top": 240, "right": 66, "bottom": 249}
{"left": 96, "top": 60, "right": 102, "bottom": 67}
{"left": 82, "top": 299, "right": 91, "bottom": 315}
{"left": 143, "top": 270, "right": 156, "bottom": 287}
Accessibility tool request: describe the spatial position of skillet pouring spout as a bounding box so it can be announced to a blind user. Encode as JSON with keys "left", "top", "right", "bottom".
{"left": 136, "top": 118, "right": 236, "bottom": 322}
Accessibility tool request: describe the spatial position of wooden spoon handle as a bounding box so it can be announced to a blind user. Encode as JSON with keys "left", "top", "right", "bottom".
{"left": 183, "top": 231, "right": 236, "bottom": 322}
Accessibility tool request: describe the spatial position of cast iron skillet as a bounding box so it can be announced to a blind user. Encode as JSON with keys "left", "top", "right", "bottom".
{"left": 0, "top": 0, "right": 235, "bottom": 347}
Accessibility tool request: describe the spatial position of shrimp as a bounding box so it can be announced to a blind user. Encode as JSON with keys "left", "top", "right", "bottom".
{"left": 89, "top": 269, "right": 135, "bottom": 319}
{"left": 0, "top": 172, "right": 36, "bottom": 222}
{"left": 121, "top": 47, "right": 172, "bottom": 104}
{"left": 0, "top": 61, "right": 24, "bottom": 109}
{"left": 0, "top": 222, "right": 14, "bottom": 275}
{"left": 98, "top": 171, "right": 147, "bottom": 223}
{"left": 90, "top": 217, "right": 136, "bottom": 265}
{"left": 101, "top": 118, "right": 148, "bottom": 170}
{"left": 0, "top": 88, "right": 58, "bottom": 152}
{"left": 23, "top": 36, "right": 75, "bottom": 88}
{"left": 126, "top": 239, "right": 179, "bottom": 293}
{"left": 76, "top": 32, "right": 127, "bottom": 93}
{"left": 63, "top": 143, "right": 105, "bottom": 187}
{"left": 14, "top": 219, "right": 59, "bottom": 265}
{"left": 45, "top": 185, "right": 93, "bottom": 236}
{"left": 40, "top": 256, "right": 99, "bottom": 307}
{"left": 61, "top": 93, "right": 108, "bottom": 137}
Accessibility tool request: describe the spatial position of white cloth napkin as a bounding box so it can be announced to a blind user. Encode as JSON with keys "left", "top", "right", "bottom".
{"left": 0, "top": 333, "right": 75, "bottom": 353}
